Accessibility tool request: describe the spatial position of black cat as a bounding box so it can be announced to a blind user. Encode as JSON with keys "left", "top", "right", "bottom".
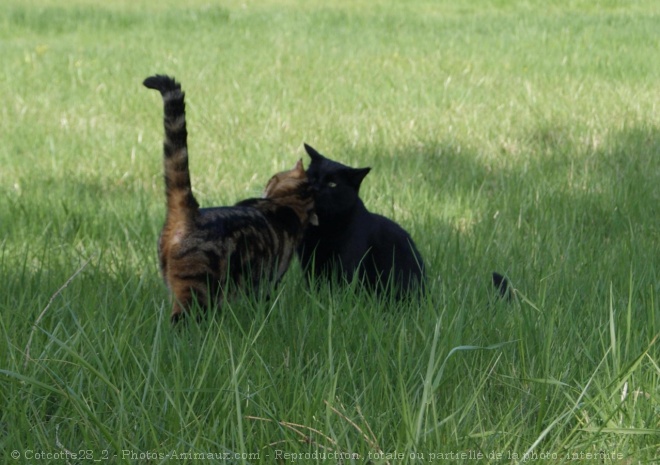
{"left": 297, "top": 144, "right": 425, "bottom": 298}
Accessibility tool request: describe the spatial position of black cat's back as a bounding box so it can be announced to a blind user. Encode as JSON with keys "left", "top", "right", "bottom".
{"left": 297, "top": 144, "right": 425, "bottom": 297}
{"left": 366, "top": 211, "right": 425, "bottom": 289}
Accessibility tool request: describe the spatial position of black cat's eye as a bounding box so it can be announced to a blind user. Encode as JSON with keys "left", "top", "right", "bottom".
{"left": 327, "top": 182, "right": 337, "bottom": 188}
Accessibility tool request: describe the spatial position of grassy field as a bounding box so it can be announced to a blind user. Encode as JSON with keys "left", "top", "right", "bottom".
{"left": 1, "top": 0, "right": 659, "bottom": 463}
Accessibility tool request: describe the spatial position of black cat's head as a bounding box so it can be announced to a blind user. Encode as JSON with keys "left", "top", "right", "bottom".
{"left": 303, "top": 143, "right": 371, "bottom": 220}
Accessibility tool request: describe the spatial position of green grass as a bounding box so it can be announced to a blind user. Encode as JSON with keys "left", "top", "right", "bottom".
{"left": 2, "top": 0, "right": 659, "bottom": 463}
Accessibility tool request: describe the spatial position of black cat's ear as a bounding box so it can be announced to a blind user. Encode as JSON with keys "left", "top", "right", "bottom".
{"left": 346, "top": 167, "right": 371, "bottom": 189}
{"left": 304, "top": 143, "right": 325, "bottom": 163}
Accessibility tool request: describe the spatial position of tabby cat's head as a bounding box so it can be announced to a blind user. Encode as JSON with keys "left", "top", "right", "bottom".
{"left": 303, "top": 144, "right": 371, "bottom": 220}
{"left": 264, "top": 159, "right": 318, "bottom": 226}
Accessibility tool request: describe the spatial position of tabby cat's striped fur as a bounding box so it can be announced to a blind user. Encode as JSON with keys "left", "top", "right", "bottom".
{"left": 144, "top": 75, "right": 317, "bottom": 323}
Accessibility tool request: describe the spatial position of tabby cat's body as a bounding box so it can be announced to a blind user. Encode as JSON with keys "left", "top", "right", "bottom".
{"left": 144, "top": 75, "right": 317, "bottom": 322}
{"left": 297, "top": 144, "right": 425, "bottom": 298}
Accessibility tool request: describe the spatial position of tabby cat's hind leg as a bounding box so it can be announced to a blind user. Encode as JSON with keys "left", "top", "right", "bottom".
{"left": 169, "top": 285, "right": 203, "bottom": 324}
{"left": 170, "top": 301, "right": 186, "bottom": 325}
{"left": 170, "top": 281, "right": 216, "bottom": 324}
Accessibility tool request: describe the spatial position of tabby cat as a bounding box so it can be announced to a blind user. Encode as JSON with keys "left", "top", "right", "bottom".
{"left": 297, "top": 144, "right": 425, "bottom": 298}
{"left": 143, "top": 75, "right": 317, "bottom": 323}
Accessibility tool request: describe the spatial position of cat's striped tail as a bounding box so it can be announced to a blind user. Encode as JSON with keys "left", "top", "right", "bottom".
{"left": 143, "top": 75, "right": 199, "bottom": 219}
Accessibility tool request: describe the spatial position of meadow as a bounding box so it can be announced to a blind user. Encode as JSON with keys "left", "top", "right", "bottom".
{"left": 1, "top": 0, "right": 659, "bottom": 463}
